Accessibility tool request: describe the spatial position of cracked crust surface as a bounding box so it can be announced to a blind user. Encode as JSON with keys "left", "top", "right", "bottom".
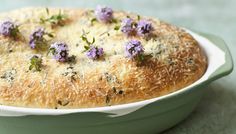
{"left": 0, "top": 7, "right": 207, "bottom": 109}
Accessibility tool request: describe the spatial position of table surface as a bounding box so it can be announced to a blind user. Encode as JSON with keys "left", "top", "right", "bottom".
{"left": 0, "top": 0, "right": 235, "bottom": 133}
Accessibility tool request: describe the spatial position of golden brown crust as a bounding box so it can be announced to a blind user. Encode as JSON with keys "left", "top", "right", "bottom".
{"left": 0, "top": 8, "right": 207, "bottom": 109}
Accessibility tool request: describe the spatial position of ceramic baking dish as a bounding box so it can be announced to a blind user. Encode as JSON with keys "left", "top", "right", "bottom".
{"left": 0, "top": 29, "right": 233, "bottom": 134}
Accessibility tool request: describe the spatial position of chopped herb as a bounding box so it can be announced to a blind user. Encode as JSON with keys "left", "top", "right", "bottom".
{"left": 47, "top": 47, "right": 56, "bottom": 56}
{"left": 112, "top": 87, "right": 116, "bottom": 93}
{"left": 47, "top": 33, "right": 54, "bottom": 38}
{"left": 105, "top": 95, "right": 111, "bottom": 105}
{"left": 111, "top": 18, "right": 118, "bottom": 23}
{"left": 137, "top": 54, "right": 145, "bottom": 62}
{"left": 10, "top": 25, "right": 20, "bottom": 40}
{"left": 187, "top": 58, "right": 194, "bottom": 64}
{"left": 67, "top": 55, "right": 77, "bottom": 64}
{"left": 118, "top": 90, "right": 124, "bottom": 94}
{"left": 114, "top": 25, "right": 120, "bottom": 31}
{"left": 137, "top": 15, "right": 141, "bottom": 21}
{"left": 90, "top": 18, "right": 97, "bottom": 25}
{"left": 84, "top": 45, "right": 90, "bottom": 51}
{"left": 89, "top": 9, "right": 94, "bottom": 13}
{"left": 57, "top": 100, "right": 69, "bottom": 106}
{"left": 8, "top": 49, "right": 13, "bottom": 53}
{"left": 29, "top": 55, "right": 43, "bottom": 72}
{"left": 99, "top": 31, "right": 110, "bottom": 37}
{"left": 112, "top": 87, "right": 124, "bottom": 95}
{"left": 46, "top": 7, "right": 49, "bottom": 15}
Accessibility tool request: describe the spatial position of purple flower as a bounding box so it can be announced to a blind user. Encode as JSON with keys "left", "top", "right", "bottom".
{"left": 0, "top": 20, "right": 19, "bottom": 37}
{"left": 121, "top": 18, "right": 136, "bottom": 36}
{"left": 95, "top": 5, "right": 113, "bottom": 23}
{"left": 137, "top": 20, "right": 153, "bottom": 36}
{"left": 29, "top": 28, "right": 46, "bottom": 49}
{"left": 125, "top": 40, "right": 144, "bottom": 59}
{"left": 50, "top": 42, "right": 69, "bottom": 62}
{"left": 86, "top": 46, "right": 104, "bottom": 60}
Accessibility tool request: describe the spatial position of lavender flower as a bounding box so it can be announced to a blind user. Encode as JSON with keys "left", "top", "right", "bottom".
{"left": 49, "top": 42, "right": 69, "bottom": 62}
{"left": 121, "top": 18, "right": 136, "bottom": 36}
{"left": 95, "top": 5, "right": 113, "bottom": 23}
{"left": 29, "top": 28, "right": 46, "bottom": 49}
{"left": 86, "top": 46, "right": 104, "bottom": 60}
{"left": 0, "top": 20, "right": 19, "bottom": 38}
{"left": 125, "top": 40, "right": 144, "bottom": 59}
{"left": 137, "top": 20, "right": 153, "bottom": 36}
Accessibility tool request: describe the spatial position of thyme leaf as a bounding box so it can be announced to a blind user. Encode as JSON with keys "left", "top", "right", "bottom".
{"left": 114, "top": 25, "right": 120, "bottom": 31}
{"left": 90, "top": 18, "right": 97, "bottom": 25}
{"left": 29, "top": 55, "right": 43, "bottom": 72}
{"left": 80, "top": 31, "right": 96, "bottom": 52}
{"left": 40, "top": 10, "right": 67, "bottom": 26}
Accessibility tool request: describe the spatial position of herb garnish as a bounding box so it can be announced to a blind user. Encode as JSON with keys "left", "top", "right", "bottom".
{"left": 40, "top": 8, "right": 68, "bottom": 26}
{"left": 105, "top": 95, "right": 111, "bottom": 105}
{"left": 80, "top": 30, "right": 95, "bottom": 52}
{"left": 80, "top": 30, "right": 104, "bottom": 60}
{"left": 114, "top": 25, "right": 120, "bottom": 31}
{"left": 48, "top": 42, "right": 69, "bottom": 62}
{"left": 29, "top": 28, "right": 54, "bottom": 50}
{"left": 0, "top": 20, "right": 20, "bottom": 40}
{"left": 57, "top": 100, "right": 70, "bottom": 106}
{"left": 29, "top": 55, "right": 43, "bottom": 71}
{"left": 67, "top": 55, "right": 77, "bottom": 64}
{"left": 137, "top": 15, "right": 141, "bottom": 21}
{"left": 90, "top": 18, "right": 97, "bottom": 25}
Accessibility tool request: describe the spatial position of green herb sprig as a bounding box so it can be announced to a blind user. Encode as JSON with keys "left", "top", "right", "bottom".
{"left": 80, "top": 30, "right": 95, "bottom": 52}
{"left": 40, "top": 8, "right": 68, "bottom": 26}
{"left": 29, "top": 55, "right": 43, "bottom": 71}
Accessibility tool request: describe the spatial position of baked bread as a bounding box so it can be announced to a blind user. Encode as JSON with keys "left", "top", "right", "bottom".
{"left": 0, "top": 7, "right": 207, "bottom": 109}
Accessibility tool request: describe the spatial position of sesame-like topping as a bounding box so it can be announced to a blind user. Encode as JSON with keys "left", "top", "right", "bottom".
{"left": 95, "top": 5, "right": 113, "bottom": 23}
{"left": 49, "top": 42, "right": 69, "bottom": 62}
{"left": 0, "top": 20, "right": 19, "bottom": 39}
{"left": 86, "top": 46, "right": 104, "bottom": 60}
{"left": 121, "top": 18, "right": 137, "bottom": 36}
{"left": 137, "top": 20, "right": 153, "bottom": 36}
{"left": 125, "top": 40, "right": 144, "bottom": 59}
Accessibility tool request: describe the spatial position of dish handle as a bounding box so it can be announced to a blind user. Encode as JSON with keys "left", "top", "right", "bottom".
{"left": 200, "top": 33, "right": 234, "bottom": 81}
